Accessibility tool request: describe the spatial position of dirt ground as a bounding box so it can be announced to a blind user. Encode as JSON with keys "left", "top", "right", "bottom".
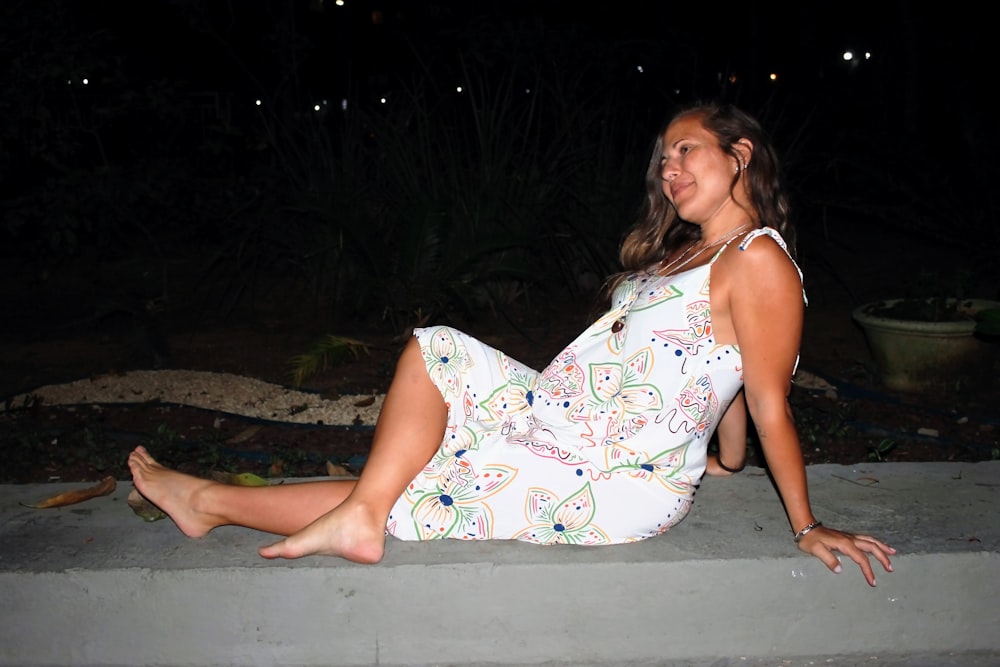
{"left": 2, "top": 220, "right": 998, "bottom": 484}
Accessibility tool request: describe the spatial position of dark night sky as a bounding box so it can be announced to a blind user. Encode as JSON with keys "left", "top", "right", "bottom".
{"left": 0, "top": 1, "right": 996, "bottom": 313}
{"left": 60, "top": 1, "right": 984, "bottom": 148}
{"left": 2, "top": 0, "right": 993, "bottom": 200}
{"left": 58, "top": 2, "right": 936, "bottom": 101}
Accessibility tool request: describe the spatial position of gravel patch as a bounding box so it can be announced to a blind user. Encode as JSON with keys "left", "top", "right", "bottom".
{"left": 5, "top": 370, "right": 385, "bottom": 426}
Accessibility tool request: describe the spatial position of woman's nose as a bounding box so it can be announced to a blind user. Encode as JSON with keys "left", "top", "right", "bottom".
{"left": 661, "top": 158, "right": 677, "bottom": 182}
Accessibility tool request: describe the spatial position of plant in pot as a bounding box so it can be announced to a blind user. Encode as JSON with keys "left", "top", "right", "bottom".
{"left": 852, "top": 270, "right": 1000, "bottom": 393}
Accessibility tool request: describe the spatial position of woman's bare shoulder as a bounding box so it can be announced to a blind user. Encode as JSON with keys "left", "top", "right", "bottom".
{"left": 717, "top": 229, "right": 785, "bottom": 272}
{"left": 727, "top": 229, "right": 801, "bottom": 281}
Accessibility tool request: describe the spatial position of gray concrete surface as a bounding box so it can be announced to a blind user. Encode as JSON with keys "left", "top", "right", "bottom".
{"left": 1, "top": 461, "right": 998, "bottom": 667}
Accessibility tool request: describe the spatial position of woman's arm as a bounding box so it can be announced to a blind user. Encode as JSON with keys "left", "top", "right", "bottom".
{"left": 705, "top": 390, "right": 747, "bottom": 476}
{"left": 727, "top": 237, "right": 895, "bottom": 586}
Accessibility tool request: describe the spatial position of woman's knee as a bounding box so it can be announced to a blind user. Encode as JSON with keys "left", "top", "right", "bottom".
{"left": 394, "top": 336, "right": 435, "bottom": 388}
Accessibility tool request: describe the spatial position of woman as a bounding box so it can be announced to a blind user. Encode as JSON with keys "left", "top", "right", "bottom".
{"left": 129, "top": 102, "right": 895, "bottom": 585}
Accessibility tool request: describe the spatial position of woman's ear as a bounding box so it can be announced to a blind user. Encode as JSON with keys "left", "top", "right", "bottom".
{"left": 735, "top": 138, "right": 754, "bottom": 169}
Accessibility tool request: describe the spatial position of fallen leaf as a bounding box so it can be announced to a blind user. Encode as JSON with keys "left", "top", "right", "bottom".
{"left": 793, "top": 369, "right": 837, "bottom": 392}
{"left": 209, "top": 471, "right": 270, "bottom": 486}
{"left": 22, "top": 476, "right": 116, "bottom": 509}
{"left": 325, "top": 460, "right": 356, "bottom": 478}
{"left": 225, "top": 425, "right": 262, "bottom": 444}
{"left": 127, "top": 488, "right": 167, "bottom": 522}
{"left": 353, "top": 395, "right": 376, "bottom": 408}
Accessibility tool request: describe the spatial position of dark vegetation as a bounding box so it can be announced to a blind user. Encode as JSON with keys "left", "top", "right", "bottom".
{"left": 2, "top": 2, "right": 998, "bottom": 483}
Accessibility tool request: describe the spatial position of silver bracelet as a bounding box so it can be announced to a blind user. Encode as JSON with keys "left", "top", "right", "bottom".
{"left": 793, "top": 521, "right": 822, "bottom": 543}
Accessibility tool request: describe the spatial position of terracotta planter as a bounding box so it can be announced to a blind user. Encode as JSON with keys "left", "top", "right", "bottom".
{"left": 852, "top": 298, "right": 1000, "bottom": 393}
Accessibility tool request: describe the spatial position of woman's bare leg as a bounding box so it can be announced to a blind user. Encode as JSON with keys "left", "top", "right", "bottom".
{"left": 258, "top": 336, "right": 447, "bottom": 563}
{"left": 129, "top": 336, "right": 445, "bottom": 563}
{"left": 128, "top": 446, "right": 355, "bottom": 537}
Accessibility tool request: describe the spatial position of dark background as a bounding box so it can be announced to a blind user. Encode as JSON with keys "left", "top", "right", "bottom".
{"left": 2, "top": 0, "right": 997, "bottom": 359}
{"left": 3, "top": 1, "right": 1000, "bottom": 481}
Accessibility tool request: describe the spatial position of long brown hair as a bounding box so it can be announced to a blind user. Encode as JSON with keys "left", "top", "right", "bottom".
{"left": 604, "top": 103, "right": 794, "bottom": 301}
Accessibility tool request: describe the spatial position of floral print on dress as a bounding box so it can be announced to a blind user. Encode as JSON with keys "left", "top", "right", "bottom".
{"left": 424, "top": 424, "right": 484, "bottom": 481}
{"left": 513, "top": 483, "right": 611, "bottom": 545}
{"left": 477, "top": 360, "right": 535, "bottom": 424}
{"left": 402, "top": 461, "right": 518, "bottom": 540}
{"left": 653, "top": 297, "right": 713, "bottom": 357}
{"left": 607, "top": 443, "right": 694, "bottom": 496}
{"left": 537, "top": 348, "right": 585, "bottom": 400}
{"left": 675, "top": 372, "right": 719, "bottom": 433}
{"left": 422, "top": 328, "right": 474, "bottom": 399}
{"left": 506, "top": 427, "right": 591, "bottom": 466}
{"left": 388, "top": 228, "right": 805, "bottom": 545}
{"left": 567, "top": 347, "right": 663, "bottom": 448}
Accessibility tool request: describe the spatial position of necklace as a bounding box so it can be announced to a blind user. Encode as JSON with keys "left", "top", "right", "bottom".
{"left": 611, "top": 223, "right": 753, "bottom": 335}
{"left": 659, "top": 223, "right": 751, "bottom": 276}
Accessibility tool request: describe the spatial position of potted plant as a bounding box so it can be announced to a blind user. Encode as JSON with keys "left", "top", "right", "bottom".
{"left": 852, "top": 272, "right": 1000, "bottom": 393}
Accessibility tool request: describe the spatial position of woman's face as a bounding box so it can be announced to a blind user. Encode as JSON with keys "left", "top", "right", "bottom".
{"left": 659, "top": 115, "right": 742, "bottom": 225}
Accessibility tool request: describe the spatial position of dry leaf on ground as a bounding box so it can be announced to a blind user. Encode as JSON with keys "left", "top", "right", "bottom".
{"left": 127, "top": 488, "right": 167, "bottom": 522}
{"left": 22, "top": 476, "right": 116, "bottom": 509}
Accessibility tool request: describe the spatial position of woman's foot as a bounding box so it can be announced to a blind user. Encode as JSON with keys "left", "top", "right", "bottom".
{"left": 258, "top": 501, "right": 387, "bottom": 564}
{"left": 128, "top": 445, "right": 221, "bottom": 537}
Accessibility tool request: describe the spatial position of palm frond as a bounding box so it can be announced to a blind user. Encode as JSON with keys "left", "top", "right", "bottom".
{"left": 288, "top": 335, "right": 371, "bottom": 389}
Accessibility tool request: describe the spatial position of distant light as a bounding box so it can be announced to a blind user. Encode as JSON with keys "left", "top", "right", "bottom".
{"left": 82, "top": 78, "right": 89, "bottom": 85}
{"left": 456, "top": 86, "right": 463, "bottom": 93}
{"left": 341, "top": 98, "right": 348, "bottom": 111}
{"left": 335, "top": 0, "right": 344, "bottom": 5}
{"left": 524, "top": 88, "right": 531, "bottom": 94}
{"left": 769, "top": 73, "right": 777, "bottom": 81}
{"left": 636, "top": 65, "right": 644, "bottom": 74}
{"left": 255, "top": 99, "right": 262, "bottom": 106}
{"left": 728, "top": 74, "right": 737, "bottom": 84}
{"left": 842, "top": 49, "right": 871, "bottom": 65}
{"left": 313, "top": 104, "right": 321, "bottom": 112}
{"left": 380, "top": 97, "right": 387, "bottom": 104}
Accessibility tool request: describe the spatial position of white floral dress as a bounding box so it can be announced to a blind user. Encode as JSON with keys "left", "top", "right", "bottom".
{"left": 386, "top": 228, "right": 803, "bottom": 544}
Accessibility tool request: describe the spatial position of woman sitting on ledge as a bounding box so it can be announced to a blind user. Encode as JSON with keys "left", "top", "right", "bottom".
{"left": 129, "top": 102, "right": 895, "bottom": 586}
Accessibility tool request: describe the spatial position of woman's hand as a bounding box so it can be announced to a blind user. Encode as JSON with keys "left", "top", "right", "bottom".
{"left": 797, "top": 525, "right": 896, "bottom": 587}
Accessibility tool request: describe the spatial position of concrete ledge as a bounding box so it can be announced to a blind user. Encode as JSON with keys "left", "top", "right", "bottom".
{"left": 2, "top": 462, "right": 999, "bottom": 666}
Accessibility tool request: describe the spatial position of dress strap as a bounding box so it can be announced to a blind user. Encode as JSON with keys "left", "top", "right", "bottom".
{"left": 710, "top": 227, "right": 808, "bottom": 305}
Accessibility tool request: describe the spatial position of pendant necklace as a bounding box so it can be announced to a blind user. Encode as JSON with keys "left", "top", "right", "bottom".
{"left": 659, "top": 223, "right": 750, "bottom": 276}
{"left": 611, "top": 223, "right": 752, "bottom": 335}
